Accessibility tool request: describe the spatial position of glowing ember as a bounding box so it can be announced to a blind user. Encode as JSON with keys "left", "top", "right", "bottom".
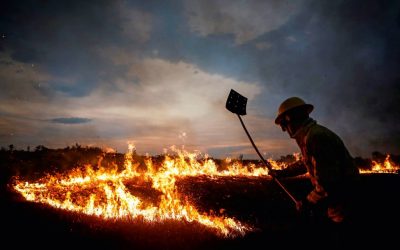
{"left": 360, "top": 155, "right": 400, "bottom": 174}
{"left": 12, "top": 144, "right": 282, "bottom": 238}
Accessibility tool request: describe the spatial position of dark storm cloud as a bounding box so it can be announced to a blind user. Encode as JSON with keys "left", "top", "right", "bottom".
{"left": 0, "top": 0, "right": 147, "bottom": 97}
{"left": 50, "top": 117, "right": 92, "bottom": 124}
{"left": 134, "top": 0, "right": 400, "bottom": 156}
{"left": 248, "top": 0, "right": 400, "bottom": 156}
{"left": 175, "top": 0, "right": 400, "bottom": 156}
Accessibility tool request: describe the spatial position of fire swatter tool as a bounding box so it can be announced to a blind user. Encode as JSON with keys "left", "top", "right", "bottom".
{"left": 225, "top": 89, "right": 298, "bottom": 205}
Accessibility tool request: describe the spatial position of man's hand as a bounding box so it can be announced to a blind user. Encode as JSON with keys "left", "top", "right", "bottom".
{"left": 296, "top": 198, "right": 313, "bottom": 216}
{"left": 296, "top": 200, "right": 303, "bottom": 212}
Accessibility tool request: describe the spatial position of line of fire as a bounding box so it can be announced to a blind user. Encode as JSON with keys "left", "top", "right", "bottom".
{"left": 6, "top": 143, "right": 399, "bottom": 238}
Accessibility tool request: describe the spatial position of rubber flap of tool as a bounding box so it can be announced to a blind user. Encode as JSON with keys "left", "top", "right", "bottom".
{"left": 226, "top": 89, "right": 247, "bottom": 115}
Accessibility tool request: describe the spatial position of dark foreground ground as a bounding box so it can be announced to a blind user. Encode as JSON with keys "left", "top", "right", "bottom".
{"left": 1, "top": 173, "right": 399, "bottom": 250}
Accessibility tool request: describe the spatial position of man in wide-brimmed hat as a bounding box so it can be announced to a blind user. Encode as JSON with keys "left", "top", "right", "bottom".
{"left": 271, "top": 97, "right": 360, "bottom": 225}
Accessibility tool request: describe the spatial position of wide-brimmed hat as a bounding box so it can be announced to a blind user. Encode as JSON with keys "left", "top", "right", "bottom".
{"left": 274, "top": 97, "right": 314, "bottom": 125}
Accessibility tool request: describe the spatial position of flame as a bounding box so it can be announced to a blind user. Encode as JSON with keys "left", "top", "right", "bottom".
{"left": 360, "top": 154, "right": 400, "bottom": 174}
{"left": 293, "top": 152, "right": 301, "bottom": 161}
{"left": 12, "top": 144, "right": 284, "bottom": 238}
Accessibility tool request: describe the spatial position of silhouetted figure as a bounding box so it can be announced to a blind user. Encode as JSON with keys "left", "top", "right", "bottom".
{"left": 270, "top": 97, "right": 360, "bottom": 233}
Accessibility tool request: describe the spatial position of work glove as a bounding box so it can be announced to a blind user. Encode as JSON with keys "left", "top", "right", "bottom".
{"left": 296, "top": 198, "right": 313, "bottom": 217}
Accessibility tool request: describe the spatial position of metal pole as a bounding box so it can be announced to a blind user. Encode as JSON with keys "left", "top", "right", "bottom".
{"left": 237, "top": 114, "right": 298, "bottom": 204}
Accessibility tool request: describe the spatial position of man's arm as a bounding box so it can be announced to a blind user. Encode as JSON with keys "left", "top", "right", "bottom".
{"left": 306, "top": 130, "right": 343, "bottom": 203}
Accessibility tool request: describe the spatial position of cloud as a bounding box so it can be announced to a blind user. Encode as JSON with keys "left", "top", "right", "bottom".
{"left": 0, "top": 51, "right": 264, "bottom": 156}
{"left": 68, "top": 57, "right": 262, "bottom": 154}
{"left": 249, "top": 0, "right": 400, "bottom": 156}
{"left": 117, "top": 2, "right": 153, "bottom": 43}
{"left": 0, "top": 1, "right": 153, "bottom": 97}
{"left": 1, "top": 0, "right": 399, "bottom": 158}
{"left": 255, "top": 42, "right": 272, "bottom": 50}
{"left": 184, "top": 0, "right": 306, "bottom": 44}
{"left": 50, "top": 117, "right": 92, "bottom": 124}
{"left": 0, "top": 52, "right": 51, "bottom": 102}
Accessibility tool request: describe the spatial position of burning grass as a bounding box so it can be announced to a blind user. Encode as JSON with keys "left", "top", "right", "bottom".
{"left": 359, "top": 154, "right": 400, "bottom": 174}
{"left": 3, "top": 143, "right": 399, "bottom": 244}
{"left": 11, "top": 144, "right": 285, "bottom": 238}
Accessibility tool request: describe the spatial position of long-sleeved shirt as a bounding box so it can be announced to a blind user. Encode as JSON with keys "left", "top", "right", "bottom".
{"left": 278, "top": 118, "right": 360, "bottom": 205}
{"left": 295, "top": 118, "right": 359, "bottom": 204}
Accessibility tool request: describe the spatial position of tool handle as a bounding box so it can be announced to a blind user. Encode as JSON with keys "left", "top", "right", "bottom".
{"left": 237, "top": 115, "right": 272, "bottom": 170}
{"left": 237, "top": 114, "right": 298, "bottom": 204}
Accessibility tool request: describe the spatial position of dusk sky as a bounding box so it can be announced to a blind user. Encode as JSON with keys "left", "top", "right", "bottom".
{"left": 1, "top": 0, "right": 399, "bottom": 159}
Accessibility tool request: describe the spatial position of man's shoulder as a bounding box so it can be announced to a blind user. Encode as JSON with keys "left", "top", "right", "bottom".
{"left": 306, "top": 123, "right": 339, "bottom": 142}
{"left": 308, "top": 123, "right": 334, "bottom": 135}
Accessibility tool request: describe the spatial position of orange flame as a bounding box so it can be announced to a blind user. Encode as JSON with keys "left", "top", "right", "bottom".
{"left": 360, "top": 155, "right": 400, "bottom": 174}
{"left": 12, "top": 144, "right": 284, "bottom": 237}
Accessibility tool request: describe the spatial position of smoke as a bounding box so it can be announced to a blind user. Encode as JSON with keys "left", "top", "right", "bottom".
{"left": 249, "top": 0, "right": 400, "bottom": 156}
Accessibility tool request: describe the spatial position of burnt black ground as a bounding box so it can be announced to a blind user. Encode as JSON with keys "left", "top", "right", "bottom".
{"left": 1, "top": 173, "right": 399, "bottom": 250}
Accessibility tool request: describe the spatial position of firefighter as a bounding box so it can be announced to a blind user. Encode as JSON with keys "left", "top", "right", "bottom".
{"left": 270, "top": 97, "right": 360, "bottom": 225}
